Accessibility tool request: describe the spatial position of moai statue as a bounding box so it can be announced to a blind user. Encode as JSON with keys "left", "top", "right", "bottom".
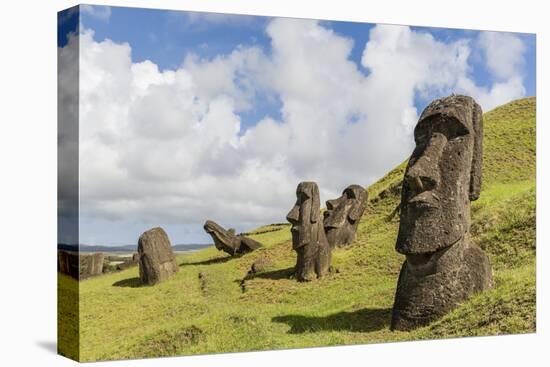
{"left": 203, "top": 220, "right": 262, "bottom": 256}
{"left": 391, "top": 95, "right": 493, "bottom": 331}
{"left": 57, "top": 250, "right": 79, "bottom": 278}
{"left": 138, "top": 227, "right": 179, "bottom": 285}
{"left": 324, "top": 184, "right": 368, "bottom": 247}
{"left": 79, "top": 253, "right": 104, "bottom": 278}
{"left": 286, "top": 182, "right": 332, "bottom": 281}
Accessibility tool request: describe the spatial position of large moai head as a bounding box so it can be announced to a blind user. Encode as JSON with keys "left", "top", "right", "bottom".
{"left": 286, "top": 182, "right": 322, "bottom": 250}
{"left": 391, "top": 95, "right": 492, "bottom": 331}
{"left": 397, "top": 95, "right": 483, "bottom": 255}
{"left": 287, "top": 181, "right": 332, "bottom": 281}
{"left": 324, "top": 184, "right": 368, "bottom": 247}
{"left": 138, "top": 227, "right": 179, "bottom": 285}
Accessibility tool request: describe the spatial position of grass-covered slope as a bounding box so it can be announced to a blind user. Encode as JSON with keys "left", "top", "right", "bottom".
{"left": 60, "top": 97, "right": 536, "bottom": 361}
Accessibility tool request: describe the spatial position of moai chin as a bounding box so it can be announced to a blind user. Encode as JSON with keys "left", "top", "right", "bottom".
{"left": 287, "top": 181, "right": 332, "bottom": 281}
{"left": 324, "top": 184, "right": 368, "bottom": 247}
{"left": 391, "top": 95, "right": 493, "bottom": 331}
{"left": 203, "top": 220, "right": 262, "bottom": 256}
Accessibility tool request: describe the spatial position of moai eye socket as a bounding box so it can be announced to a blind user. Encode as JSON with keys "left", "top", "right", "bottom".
{"left": 300, "top": 191, "right": 310, "bottom": 202}
{"left": 435, "top": 116, "right": 470, "bottom": 141}
{"left": 414, "top": 118, "right": 433, "bottom": 146}
{"left": 344, "top": 188, "right": 357, "bottom": 199}
{"left": 415, "top": 114, "right": 470, "bottom": 145}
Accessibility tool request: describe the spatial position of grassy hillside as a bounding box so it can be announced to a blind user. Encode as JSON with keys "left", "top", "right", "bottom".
{"left": 59, "top": 97, "right": 536, "bottom": 361}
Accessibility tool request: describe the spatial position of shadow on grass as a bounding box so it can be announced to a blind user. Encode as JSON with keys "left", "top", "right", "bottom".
{"left": 252, "top": 267, "right": 295, "bottom": 280}
{"left": 272, "top": 307, "right": 392, "bottom": 333}
{"left": 181, "top": 255, "right": 235, "bottom": 266}
{"left": 112, "top": 277, "right": 143, "bottom": 288}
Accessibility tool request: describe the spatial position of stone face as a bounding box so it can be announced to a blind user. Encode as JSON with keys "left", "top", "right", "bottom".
{"left": 286, "top": 182, "right": 332, "bottom": 281}
{"left": 324, "top": 184, "right": 368, "bottom": 247}
{"left": 203, "top": 220, "right": 262, "bottom": 256}
{"left": 138, "top": 227, "right": 179, "bottom": 285}
{"left": 391, "top": 95, "right": 493, "bottom": 331}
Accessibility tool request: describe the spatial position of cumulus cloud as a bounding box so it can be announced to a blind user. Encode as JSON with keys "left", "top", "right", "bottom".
{"left": 62, "top": 21, "right": 529, "bottom": 244}
{"left": 80, "top": 5, "right": 111, "bottom": 21}
{"left": 456, "top": 31, "right": 527, "bottom": 110}
{"left": 478, "top": 31, "right": 526, "bottom": 80}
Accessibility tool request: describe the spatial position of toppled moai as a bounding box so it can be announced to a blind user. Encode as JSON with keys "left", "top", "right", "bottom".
{"left": 286, "top": 181, "right": 332, "bottom": 281}
{"left": 203, "top": 220, "right": 262, "bottom": 256}
{"left": 391, "top": 95, "right": 493, "bottom": 331}
{"left": 324, "top": 184, "right": 368, "bottom": 247}
{"left": 138, "top": 227, "right": 179, "bottom": 285}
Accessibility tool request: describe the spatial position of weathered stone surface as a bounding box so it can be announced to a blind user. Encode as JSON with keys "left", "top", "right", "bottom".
{"left": 58, "top": 250, "right": 104, "bottom": 278}
{"left": 203, "top": 220, "right": 262, "bottom": 256}
{"left": 138, "top": 227, "right": 179, "bottom": 285}
{"left": 57, "top": 250, "right": 79, "bottom": 278}
{"left": 324, "top": 184, "right": 368, "bottom": 247}
{"left": 287, "top": 181, "right": 332, "bottom": 281}
{"left": 79, "top": 253, "right": 104, "bottom": 278}
{"left": 391, "top": 95, "right": 493, "bottom": 331}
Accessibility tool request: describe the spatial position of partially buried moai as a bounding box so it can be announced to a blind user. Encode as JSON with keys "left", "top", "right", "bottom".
{"left": 138, "top": 227, "right": 179, "bottom": 285}
{"left": 287, "top": 182, "right": 332, "bottom": 281}
{"left": 324, "top": 184, "right": 368, "bottom": 247}
{"left": 391, "top": 95, "right": 493, "bottom": 331}
{"left": 79, "top": 253, "right": 104, "bottom": 278}
{"left": 203, "top": 220, "right": 262, "bottom": 256}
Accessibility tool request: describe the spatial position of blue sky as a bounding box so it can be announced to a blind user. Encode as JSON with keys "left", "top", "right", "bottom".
{"left": 58, "top": 5, "right": 536, "bottom": 245}
{"left": 79, "top": 5, "right": 536, "bottom": 129}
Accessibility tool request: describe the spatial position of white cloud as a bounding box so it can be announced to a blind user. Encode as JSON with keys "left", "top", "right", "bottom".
{"left": 80, "top": 5, "right": 111, "bottom": 21}
{"left": 65, "top": 21, "right": 528, "bottom": 244}
{"left": 478, "top": 31, "right": 526, "bottom": 80}
{"left": 455, "top": 31, "right": 527, "bottom": 110}
{"left": 456, "top": 75, "right": 525, "bottom": 112}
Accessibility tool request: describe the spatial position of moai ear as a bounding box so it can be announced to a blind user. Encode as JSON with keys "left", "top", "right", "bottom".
{"left": 469, "top": 101, "right": 483, "bottom": 201}
{"left": 348, "top": 189, "right": 368, "bottom": 222}
{"left": 310, "top": 183, "right": 320, "bottom": 223}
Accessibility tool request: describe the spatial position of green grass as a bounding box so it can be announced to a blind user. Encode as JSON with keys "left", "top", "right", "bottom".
{"left": 59, "top": 97, "right": 536, "bottom": 361}
{"left": 57, "top": 273, "right": 79, "bottom": 360}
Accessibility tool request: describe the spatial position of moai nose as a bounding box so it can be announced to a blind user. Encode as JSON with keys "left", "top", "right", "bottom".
{"left": 286, "top": 205, "right": 300, "bottom": 224}
{"left": 406, "top": 169, "right": 437, "bottom": 194}
{"left": 406, "top": 132, "right": 447, "bottom": 194}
